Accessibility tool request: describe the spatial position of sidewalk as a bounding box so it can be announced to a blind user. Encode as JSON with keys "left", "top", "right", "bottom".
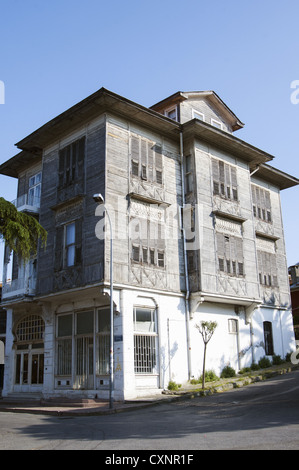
{"left": 0, "top": 363, "right": 298, "bottom": 417}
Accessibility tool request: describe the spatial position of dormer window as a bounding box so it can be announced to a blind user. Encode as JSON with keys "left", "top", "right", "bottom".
{"left": 164, "top": 106, "right": 178, "bottom": 121}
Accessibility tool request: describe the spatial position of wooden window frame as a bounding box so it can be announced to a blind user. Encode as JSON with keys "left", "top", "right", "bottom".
{"left": 252, "top": 185, "right": 272, "bottom": 224}
{"left": 130, "top": 135, "right": 163, "bottom": 185}
{"left": 216, "top": 232, "right": 244, "bottom": 278}
{"left": 212, "top": 158, "right": 238, "bottom": 202}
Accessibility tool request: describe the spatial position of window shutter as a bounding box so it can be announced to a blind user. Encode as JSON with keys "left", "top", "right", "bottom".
{"left": 155, "top": 146, "right": 163, "bottom": 184}
{"left": 141, "top": 140, "right": 147, "bottom": 180}
{"left": 148, "top": 144, "right": 154, "bottom": 181}
{"left": 77, "top": 137, "right": 85, "bottom": 178}
{"left": 212, "top": 158, "right": 220, "bottom": 195}
{"left": 216, "top": 232, "right": 225, "bottom": 271}
{"left": 235, "top": 237, "right": 244, "bottom": 276}
{"left": 58, "top": 148, "right": 66, "bottom": 187}
{"left": 131, "top": 136, "right": 140, "bottom": 176}
{"left": 54, "top": 226, "right": 64, "bottom": 271}
{"left": 231, "top": 166, "right": 238, "bottom": 200}
{"left": 270, "top": 253, "right": 278, "bottom": 287}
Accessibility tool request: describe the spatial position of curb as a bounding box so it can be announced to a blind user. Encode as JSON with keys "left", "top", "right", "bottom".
{"left": 0, "top": 364, "right": 298, "bottom": 416}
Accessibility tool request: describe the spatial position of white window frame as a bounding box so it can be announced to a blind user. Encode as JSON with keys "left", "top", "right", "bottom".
{"left": 211, "top": 118, "right": 223, "bottom": 130}
{"left": 65, "top": 222, "right": 76, "bottom": 267}
{"left": 192, "top": 109, "right": 204, "bottom": 121}
{"left": 164, "top": 106, "right": 178, "bottom": 121}
{"left": 28, "top": 172, "right": 42, "bottom": 207}
{"left": 133, "top": 307, "right": 158, "bottom": 374}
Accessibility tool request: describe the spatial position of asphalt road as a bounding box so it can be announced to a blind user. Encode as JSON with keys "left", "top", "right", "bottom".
{"left": 1, "top": 369, "right": 299, "bottom": 451}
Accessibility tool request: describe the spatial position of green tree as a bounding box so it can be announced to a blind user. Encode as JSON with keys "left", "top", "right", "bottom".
{"left": 0, "top": 197, "right": 47, "bottom": 261}
{"left": 195, "top": 321, "right": 218, "bottom": 390}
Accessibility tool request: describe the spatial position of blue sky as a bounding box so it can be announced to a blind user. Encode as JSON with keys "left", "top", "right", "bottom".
{"left": 0, "top": 0, "right": 298, "bottom": 266}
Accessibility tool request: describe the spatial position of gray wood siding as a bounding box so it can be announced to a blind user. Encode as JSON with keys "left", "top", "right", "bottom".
{"left": 180, "top": 99, "right": 233, "bottom": 132}
{"left": 37, "top": 121, "right": 106, "bottom": 295}
{"left": 105, "top": 116, "right": 185, "bottom": 293}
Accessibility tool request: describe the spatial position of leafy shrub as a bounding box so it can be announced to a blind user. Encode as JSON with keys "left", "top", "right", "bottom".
{"left": 168, "top": 380, "right": 182, "bottom": 391}
{"left": 272, "top": 354, "right": 284, "bottom": 365}
{"left": 200, "top": 370, "right": 219, "bottom": 383}
{"left": 258, "top": 356, "right": 272, "bottom": 368}
{"left": 250, "top": 362, "right": 260, "bottom": 371}
{"left": 220, "top": 365, "right": 236, "bottom": 378}
{"left": 239, "top": 367, "right": 251, "bottom": 375}
{"left": 190, "top": 370, "right": 219, "bottom": 385}
{"left": 285, "top": 352, "right": 292, "bottom": 363}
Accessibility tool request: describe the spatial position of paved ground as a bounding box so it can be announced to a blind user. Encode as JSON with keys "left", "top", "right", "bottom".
{"left": 0, "top": 363, "right": 297, "bottom": 416}
{"left": 0, "top": 368, "right": 299, "bottom": 450}
{"left": 0, "top": 370, "right": 299, "bottom": 450}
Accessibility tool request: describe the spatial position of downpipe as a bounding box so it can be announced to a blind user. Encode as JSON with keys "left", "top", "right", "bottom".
{"left": 180, "top": 131, "right": 192, "bottom": 381}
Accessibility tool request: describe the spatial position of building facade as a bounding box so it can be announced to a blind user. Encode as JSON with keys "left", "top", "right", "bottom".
{"left": 0, "top": 88, "right": 298, "bottom": 400}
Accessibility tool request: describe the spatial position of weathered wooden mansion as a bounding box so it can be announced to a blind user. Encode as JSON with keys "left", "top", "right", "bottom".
{"left": 1, "top": 88, "right": 298, "bottom": 400}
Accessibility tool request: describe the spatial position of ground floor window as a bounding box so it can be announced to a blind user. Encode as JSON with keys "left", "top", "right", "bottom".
{"left": 55, "top": 307, "right": 110, "bottom": 389}
{"left": 133, "top": 307, "right": 158, "bottom": 374}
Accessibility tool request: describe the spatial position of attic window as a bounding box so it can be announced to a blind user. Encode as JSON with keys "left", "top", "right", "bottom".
{"left": 164, "top": 106, "right": 178, "bottom": 121}
{"left": 192, "top": 110, "right": 204, "bottom": 121}
{"left": 211, "top": 119, "right": 222, "bottom": 130}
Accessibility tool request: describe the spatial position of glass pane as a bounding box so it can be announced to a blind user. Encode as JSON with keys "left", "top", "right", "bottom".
{"left": 67, "top": 245, "right": 75, "bottom": 266}
{"left": 98, "top": 308, "right": 110, "bottom": 332}
{"left": 58, "top": 314, "right": 72, "bottom": 337}
{"left": 23, "top": 353, "right": 28, "bottom": 384}
{"left": 66, "top": 223, "right": 75, "bottom": 244}
{"left": 135, "top": 308, "right": 155, "bottom": 333}
{"left": 15, "top": 354, "right": 21, "bottom": 384}
{"left": 31, "top": 354, "right": 38, "bottom": 384}
{"left": 76, "top": 311, "right": 94, "bottom": 334}
{"left": 57, "top": 339, "right": 72, "bottom": 375}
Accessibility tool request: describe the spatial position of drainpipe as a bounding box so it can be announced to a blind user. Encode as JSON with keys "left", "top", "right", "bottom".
{"left": 180, "top": 132, "right": 192, "bottom": 380}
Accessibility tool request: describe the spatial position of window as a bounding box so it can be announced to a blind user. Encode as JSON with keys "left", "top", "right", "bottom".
{"left": 216, "top": 232, "right": 244, "bottom": 277}
{"left": 130, "top": 135, "right": 163, "bottom": 185}
{"left": 185, "top": 155, "right": 193, "bottom": 194}
{"left": 97, "top": 308, "right": 110, "bottom": 375}
{"left": 56, "top": 314, "right": 72, "bottom": 376}
{"left": 130, "top": 216, "right": 165, "bottom": 269}
{"left": 133, "top": 307, "right": 158, "bottom": 374}
{"left": 251, "top": 185, "right": 272, "bottom": 223}
{"left": 56, "top": 309, "right": 110, "bottom": 382}
{"left": 257, "top": 250, "right": 278, "bottom": 287}
{"left": 212, "top": 158, "right": 238, "bottom": 201}
{"left": 16, "top": 315, "right": 45, "bottom": 342}
{"left": 55, "top": 219, "right": 82, "bottom": 271}
{"left": 263, "top": 321, "right": 274, "bottom": 355}
{"left": 66, "top": 222, "right": 76, "bottom": 267}
{"left": 228, "top": 318, "right": 238, "bottom": 334}
{"left": 211, "top": 118, "right": 222, "bottom": 129}
{"left": 28, "top": 172, "right": 41, "bottom": 207}
{"left": 192, "top": 110, "right": 204, "bottom": 121}
{"left": 58, "top": 137, "right": 85, "bottom": 188}
{"left": 164, "top": 106, "right": 178, "bottom": 121}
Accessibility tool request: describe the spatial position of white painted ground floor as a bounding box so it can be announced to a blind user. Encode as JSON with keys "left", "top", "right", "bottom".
{"left": 1, "top": 285, "right": 296, "bottom": 400}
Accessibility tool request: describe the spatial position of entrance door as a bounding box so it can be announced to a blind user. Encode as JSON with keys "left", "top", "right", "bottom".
{"left": 75, "top": 336, "right": 94, "bottom": 389}
{"left": 15, "top": 349, "right": 44, "bottom": 388}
